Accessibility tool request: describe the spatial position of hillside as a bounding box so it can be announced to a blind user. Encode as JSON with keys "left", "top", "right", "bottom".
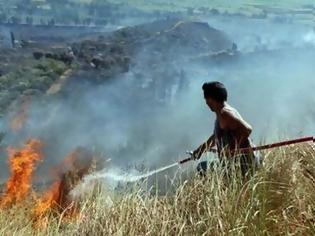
{"left": 0, "top": 19, "right": 233, "bottom": 116}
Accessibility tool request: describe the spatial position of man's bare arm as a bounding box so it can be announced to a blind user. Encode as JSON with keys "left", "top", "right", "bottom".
{"left": 192, "top": 134, "right": 215, "bottom": 160}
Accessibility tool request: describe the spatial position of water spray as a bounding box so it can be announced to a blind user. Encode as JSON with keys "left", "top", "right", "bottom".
{"left": 88, "top": 162, "right": 179, "bottom": 183}
{"left": 82, "top": 136, "right": 314, "bottom": 185}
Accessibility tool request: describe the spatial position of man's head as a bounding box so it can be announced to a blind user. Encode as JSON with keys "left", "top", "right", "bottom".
{"left": 202, "top": 81, "right": 227, "bottom": 111}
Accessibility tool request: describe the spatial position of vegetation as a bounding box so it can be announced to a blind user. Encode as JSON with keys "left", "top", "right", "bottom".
{"left": 0, "top": 0, "right": 313, "bottom": 26}
{"left": 107, "top": 0, "right": 315, "bottom": 10}
{"left": 0, "top": 143, "right": 315, "bottom": 235}
{"left": 0, "top": 58, "right": 68, "bottom": 115}
{"left": 0, "top": 0, "right": 124, "bottom": 26}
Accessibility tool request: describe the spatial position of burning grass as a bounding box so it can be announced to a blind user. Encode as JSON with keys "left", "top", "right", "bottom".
{"left": 0, "top": 139, "right": 43, "bottom": 207}
{"left": 1, "top": 143, "right": 315, "bottom": 235}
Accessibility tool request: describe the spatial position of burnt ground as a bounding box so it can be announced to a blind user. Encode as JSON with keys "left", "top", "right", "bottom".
{"left": 0, "top": 19, "right": 237, "bottom": 184}
{"left": 0, "top": 19, "right": 235, "bottom": 118}
{"left": 1, "top": 17, "right": 314, "bottom": 123}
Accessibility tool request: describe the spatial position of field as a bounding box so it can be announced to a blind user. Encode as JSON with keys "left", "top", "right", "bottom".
{"left": 0, "top": 0, "right": 314, "bottom": 26}
{"left": 0, "top": 1, "right": 315, "bottom": 235}
{"left": 107, "top": 0, "right": 315, "bottom": 25}
{"left": 106, "top": 0, "right": 315, "bottom": 12}
{"left": 0, "top": 143, "right": 315, "bottom": 235}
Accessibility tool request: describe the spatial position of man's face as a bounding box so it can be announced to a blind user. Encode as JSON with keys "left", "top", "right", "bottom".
{"left": 205, "top": 97, "right": 216, "bottom": 111}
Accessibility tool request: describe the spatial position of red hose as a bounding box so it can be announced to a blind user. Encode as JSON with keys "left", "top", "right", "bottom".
{"left": 179, "top": 136, "right": 314, "bottom": 164}
{"left": 241, "top": 136, "right": 314, "bottom": 152}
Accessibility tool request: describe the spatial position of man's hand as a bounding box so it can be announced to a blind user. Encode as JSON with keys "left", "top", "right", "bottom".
{"left": 190, "top": 135, "right": 215, "bottom": 160}
{"left": 189, "top": 149, "right": 202, "bottom": 160}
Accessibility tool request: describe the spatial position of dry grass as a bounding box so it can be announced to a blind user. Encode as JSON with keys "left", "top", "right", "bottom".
{"left": 1, "top": 143, "right": 315, "bottom": 235}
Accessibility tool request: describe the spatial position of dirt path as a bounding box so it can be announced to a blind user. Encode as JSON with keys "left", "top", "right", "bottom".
{"left": 46, "top": 68, "right": 73, "bottom": 95}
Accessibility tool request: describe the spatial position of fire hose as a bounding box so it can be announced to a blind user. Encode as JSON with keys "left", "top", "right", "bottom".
{"left": 179, "top": 136, "right": 315, "bottom": 164}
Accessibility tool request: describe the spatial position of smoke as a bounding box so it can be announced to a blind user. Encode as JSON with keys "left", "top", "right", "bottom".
{"left": 0, "top": 14, "right": 314, "bottom": 188}
{"left": 203, "top": 16, "right": 315, "bottom": 52}
{"left": 303, "top": 30, "right": 315, "bottom": 46}
{"left": 0, "top": 25, "right": 12, "bottom": 48}
{"left": 1, "top": 67, "right": 207, "bottom": 180}
{"left": 201, "top": 17, "right": 315, "bottom": 140}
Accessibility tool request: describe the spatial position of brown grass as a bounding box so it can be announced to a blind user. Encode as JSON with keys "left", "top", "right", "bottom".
{"left": 1, "top": 143, "right": 315, "bottom": 235}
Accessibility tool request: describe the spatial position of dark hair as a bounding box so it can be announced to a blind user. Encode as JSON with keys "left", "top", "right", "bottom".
{"left": 202, "top": 81, "right": 227, "bottom": 103}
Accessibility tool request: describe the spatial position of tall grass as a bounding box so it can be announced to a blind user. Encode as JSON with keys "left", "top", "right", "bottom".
{"left": 1, "top": 143, "right": 315, "bottom": 235}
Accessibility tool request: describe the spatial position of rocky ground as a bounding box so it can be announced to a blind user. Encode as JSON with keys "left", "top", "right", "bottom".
{"left": 0, "top": 19, "right": 236, "bottom": 118}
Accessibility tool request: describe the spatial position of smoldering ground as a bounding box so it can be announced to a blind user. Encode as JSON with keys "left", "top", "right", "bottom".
{"left": 0, "top": 16, "right": 314, "bottom": 191}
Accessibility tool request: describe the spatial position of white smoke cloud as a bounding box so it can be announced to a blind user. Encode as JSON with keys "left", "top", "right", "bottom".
{"left": 0, "top": 14, "right": 314, "bottom": 188}
{"left": 303, "top": 30, "right": 315, "bottom": 46}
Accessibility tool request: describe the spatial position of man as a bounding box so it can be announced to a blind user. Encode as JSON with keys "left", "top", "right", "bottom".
{"left": 192, "top": 81, "right": 255, "bottom": 177}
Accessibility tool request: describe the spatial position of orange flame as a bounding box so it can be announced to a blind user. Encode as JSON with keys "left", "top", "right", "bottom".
{"left": 0, "top": 139, "right": 43, "bottom": 207}
{"left": 32, "top": 181, "right": 62, "bottom": 228}
{"left": 33, "top": 147, "right": 94, "bottom": 227}
{"left": 34, "top": 181, "right": 62, "bottom": 217}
